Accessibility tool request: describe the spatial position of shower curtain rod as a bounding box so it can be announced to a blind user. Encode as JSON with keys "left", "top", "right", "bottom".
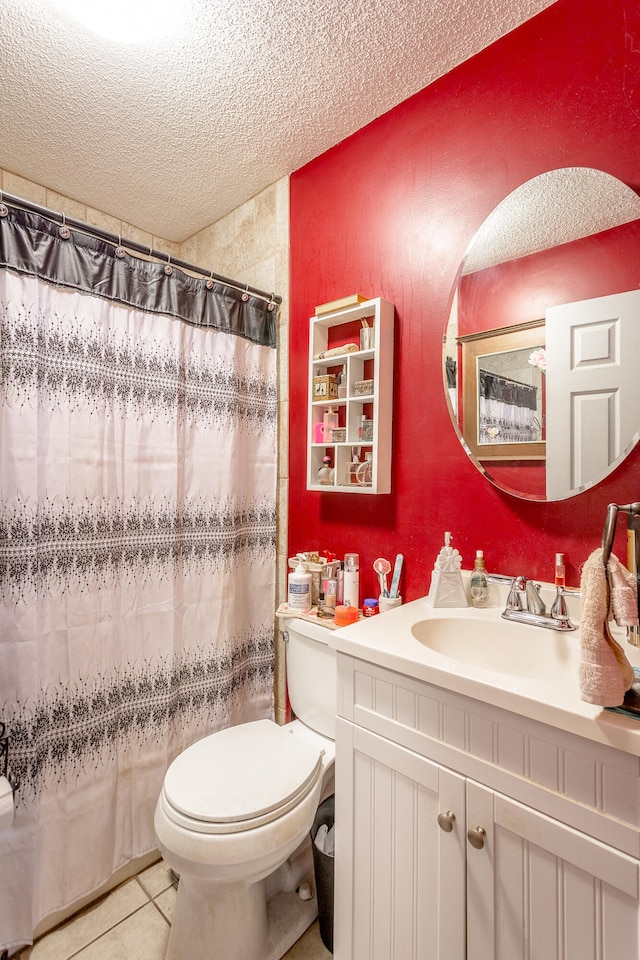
{"left": 0, "top": 191, "right": 282, "bottom": 306}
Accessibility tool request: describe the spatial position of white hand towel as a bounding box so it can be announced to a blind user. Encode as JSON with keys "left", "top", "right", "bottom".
{"left": 579, "top": 548, "right": 634, "bottom": 707}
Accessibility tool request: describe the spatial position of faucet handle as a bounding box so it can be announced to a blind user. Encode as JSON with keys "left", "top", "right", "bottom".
{"left": 525, "top": 580, "right": 546, "bottom": 616}
{"left": 551, "top": 586, "right": 569, "bottom": 621}
{"left": 506, "top": 576, "right": 526, "bottom": 610}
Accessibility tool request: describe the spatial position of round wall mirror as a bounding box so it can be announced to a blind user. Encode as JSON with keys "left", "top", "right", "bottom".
{"left": 444, "top": 167, "right": 640, "bottom": 501}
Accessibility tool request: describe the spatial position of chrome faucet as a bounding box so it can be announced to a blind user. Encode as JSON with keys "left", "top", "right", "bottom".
{"left": 502, "top": 575, "right": 575, "bottom": 631}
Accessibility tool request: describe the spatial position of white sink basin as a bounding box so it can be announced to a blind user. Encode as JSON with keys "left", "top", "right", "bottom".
{"left": 410, "top": 615, "right": 579, "bottom": 680}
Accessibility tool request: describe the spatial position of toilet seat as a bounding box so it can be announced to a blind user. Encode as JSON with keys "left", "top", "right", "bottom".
{"left": 161, "top": 719, "right": 324, "bottom": 835}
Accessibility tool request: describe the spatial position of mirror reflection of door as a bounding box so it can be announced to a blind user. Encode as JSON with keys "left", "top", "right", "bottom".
{"left": 545, "top": 290, "right": 640, "bottom": 499}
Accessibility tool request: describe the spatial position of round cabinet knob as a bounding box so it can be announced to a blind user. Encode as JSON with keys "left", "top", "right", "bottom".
{"left": 437, "top": 811, "right": 456, "bottom": 832}
{"left": 467, "top": 826, "right": 487, "bottom": 849}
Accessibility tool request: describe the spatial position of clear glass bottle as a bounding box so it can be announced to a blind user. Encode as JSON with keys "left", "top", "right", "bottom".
{"left": 469, "top": 549, "right": 489, "bottom": 608}
{"left": 323, "top": 407, "right": 339, "bottom": 442}
{"left": 337, "top": 365, "right": 347, "bottom": 399}
{"left": 347, "top": 447, "right": 361, "bottom": 485}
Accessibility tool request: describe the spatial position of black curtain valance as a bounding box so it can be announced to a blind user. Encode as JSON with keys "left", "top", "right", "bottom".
{"left": 479, "top": 369, "right": 538, "bottom": 411}
{"left": 0, "top": 206, "right": 277, "bottom": 348}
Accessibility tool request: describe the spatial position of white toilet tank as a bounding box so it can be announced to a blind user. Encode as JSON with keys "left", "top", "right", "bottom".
{"left": 284, "top": 618, "right": 336, "bottom": 740}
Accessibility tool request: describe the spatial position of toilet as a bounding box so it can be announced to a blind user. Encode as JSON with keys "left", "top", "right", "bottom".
{"left": 154, "top": 617, "right": 336, "bottom": 960}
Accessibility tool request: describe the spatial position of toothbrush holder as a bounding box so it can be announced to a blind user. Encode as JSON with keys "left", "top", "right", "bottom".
{"left": 378, "top": 595, "right": 402, "bottom": 612}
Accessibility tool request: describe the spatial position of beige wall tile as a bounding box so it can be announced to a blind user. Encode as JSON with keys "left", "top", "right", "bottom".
{"left": 85, "top": 207, "right": 123, "bottom": 237}
{"left": 44, "top": 189, "right": 87, "bottom": 222}
{"left": 1, "top": 170, "right": 47, "bottom": 206}
{"left": 121, "top": 221, "right": 154, "bottom": 251}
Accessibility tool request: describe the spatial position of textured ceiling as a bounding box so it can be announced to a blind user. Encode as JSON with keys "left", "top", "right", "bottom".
{"left": 463, "top": 168, "right": 640, "bottom": 274}
{"left": 0, "top": 0, "right": 556, "bottom": 242}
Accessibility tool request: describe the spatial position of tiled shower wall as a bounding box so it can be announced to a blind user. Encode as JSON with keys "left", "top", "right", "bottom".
{"left": 0, "top": 168, "right": 291, "bottom": 723}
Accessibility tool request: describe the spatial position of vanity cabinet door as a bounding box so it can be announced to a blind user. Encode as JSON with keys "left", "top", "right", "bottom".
{"left": 466, "top": 780, "right": 640, "bottom": 960}
{"left": 334, "top": 720, "right": 466, "bottom": 960}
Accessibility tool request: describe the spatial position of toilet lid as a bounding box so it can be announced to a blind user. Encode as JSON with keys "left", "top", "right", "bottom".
{"left": 163, "top": 719, "right": 323, "bottom": 828}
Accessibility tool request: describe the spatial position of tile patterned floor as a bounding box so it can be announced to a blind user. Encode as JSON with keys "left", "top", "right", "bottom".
{"left": 16, "top": 860, "right": 332, "bottom": 959}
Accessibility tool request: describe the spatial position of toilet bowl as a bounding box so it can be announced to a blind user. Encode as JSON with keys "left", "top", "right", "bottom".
{"left": 154, "top": 617, "right": 336, "bottom": 960}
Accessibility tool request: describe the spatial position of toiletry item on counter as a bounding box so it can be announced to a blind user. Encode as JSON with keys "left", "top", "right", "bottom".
{"left": 389, "top": 553, "right": 403, "bottom": 598}
{"left": 334, "top": 603, "right": 359, "bottom": 626}
{"left": 555, "top": 553, "right": 566, "bottom": 588}
{"left": 288, "top": 554, "right": 340, "bottom": 606}
{"left": 379, "top": 594, "right": 402, "bottom": 612}
{"left": 336, "top": 563, "right": 344, "bottom": 604}
{"left": 363, "top": 598, "right": 379, "bottom": 617}
{"left": 374, "top": 557, "right": 391, "bottom": 597}
{"left": 428, "top": 532, "right": 467, "bottom": 608}
{"left": 323, "top": 407, "right": 339, "bottom": 443}
{"left": 343, "top": 552, "right": 360, "bottom": 609}
{"left": 287, "top": 554, "right": 312, "bottom": 612}
{"left": 469, "top": 550, "right": 489, "bottom": 608}
{"left": 319, "top": 574, "right": 338, "bottom": 618}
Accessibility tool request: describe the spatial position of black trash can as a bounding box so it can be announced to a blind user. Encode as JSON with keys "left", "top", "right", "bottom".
{"left": 310, "top": 794, "right": 335, "bottom": 953}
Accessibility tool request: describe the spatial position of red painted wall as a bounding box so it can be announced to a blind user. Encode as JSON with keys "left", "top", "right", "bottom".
{"left": 458, "top": 220, "right": 640, "bottom": 337}
{"left": 289, "top": 0, "right": 640, "bottom": 599}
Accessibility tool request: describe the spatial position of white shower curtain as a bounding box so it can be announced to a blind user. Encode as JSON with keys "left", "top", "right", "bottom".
{"left": 0, "top": 208, "right": 277, "bottom": 952}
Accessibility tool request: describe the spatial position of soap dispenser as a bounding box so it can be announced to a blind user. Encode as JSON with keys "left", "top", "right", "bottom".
{"left": 428, "top": 532, "right": 468, "bottom": 607}
{"left": 287, "top": 554, "right": 312, "bottom": 611}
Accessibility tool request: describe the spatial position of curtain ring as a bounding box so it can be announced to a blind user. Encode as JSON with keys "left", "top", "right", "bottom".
{"left": 241, "top": 284, "right": 249, "bottom": 302}
{"left": 205, "top": 270, "right": 215, "bottom": 290}
{"left": 267, "top": 293, "right": 276, "bottom": 312}
{"left": 164, "top": 255, "right": 173, "bottom": 276}
{"left": 0, "top": 190, "right": 6, "bottom": 218}
{"left": 115, "top": 234, "right": 126, "bottom": 259}
{"left": 59, "top": 212, "right": 70, "bottom": 240}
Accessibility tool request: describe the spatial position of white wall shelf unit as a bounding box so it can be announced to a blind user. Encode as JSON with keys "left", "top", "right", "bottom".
{"left": 306, "top": 297, "right": 394, "bottom": 494}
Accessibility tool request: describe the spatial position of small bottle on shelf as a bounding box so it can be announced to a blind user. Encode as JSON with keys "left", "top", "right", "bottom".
{"left": 323, "top": 407, "right": 338, "bottom": 442}
{"left": 347, "top": 447, "right": 361, "bottom": 485}
{"left": 317, "top": 455, "right": 334, "bottom": 485}
{"left": 337, "top": 365, "right": 347, "bottom": 399}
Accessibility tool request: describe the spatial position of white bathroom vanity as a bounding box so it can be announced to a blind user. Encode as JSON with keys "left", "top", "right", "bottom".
{"left": 329, "top": 588, "right": 640, "bottom": 959}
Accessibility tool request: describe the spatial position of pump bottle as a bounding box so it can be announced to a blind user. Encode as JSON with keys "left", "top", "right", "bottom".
{"left": 343, "top": 552, "right": 360, "bottom": 610}
{"left": 287, "top": 554, "right": 312, "bottom": 612}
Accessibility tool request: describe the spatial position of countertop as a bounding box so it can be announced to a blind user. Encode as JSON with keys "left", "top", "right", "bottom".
{"left": 329, "top": 585, "right": 640, "bottom": 758}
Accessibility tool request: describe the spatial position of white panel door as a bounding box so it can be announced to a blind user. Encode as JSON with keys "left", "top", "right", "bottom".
{"left": 466, "top": 782, "right": 640, "bottom": 960}
{"left": 334, "top": 722, "right": 466, "bottom": 960}
{"left": 545, "top": 290, "right": 640, "bottom": 499}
